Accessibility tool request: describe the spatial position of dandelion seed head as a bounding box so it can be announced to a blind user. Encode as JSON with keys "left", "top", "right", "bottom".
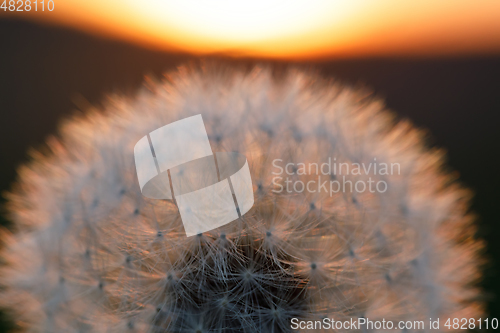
{"left": 0, "top": 63, "right": 484, "bottom": 332}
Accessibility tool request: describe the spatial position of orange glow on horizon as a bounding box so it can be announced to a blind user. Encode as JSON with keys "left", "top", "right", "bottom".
{"left": 9, "top": 0, "right": 500, "bottom": 59}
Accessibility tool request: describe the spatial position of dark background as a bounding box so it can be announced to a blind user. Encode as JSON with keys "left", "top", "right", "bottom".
{"left": 1, "top": 18, "right": 499, "bottom": 331}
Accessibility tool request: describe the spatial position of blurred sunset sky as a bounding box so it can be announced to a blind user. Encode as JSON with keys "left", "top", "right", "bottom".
{"left": 10, "top": 0, "right": 500, "bottom": 59}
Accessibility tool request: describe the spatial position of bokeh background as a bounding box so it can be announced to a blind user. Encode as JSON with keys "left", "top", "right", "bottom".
{"left": 1, "top": 1, "right": 500, "bottom": 330}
